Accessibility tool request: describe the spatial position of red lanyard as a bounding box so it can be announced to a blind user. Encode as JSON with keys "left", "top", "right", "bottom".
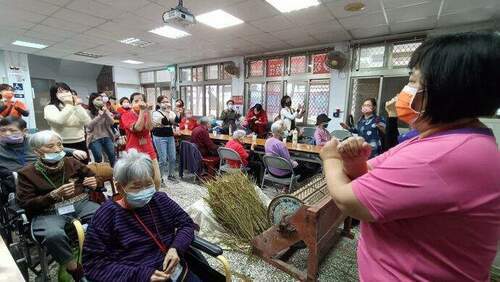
{"left": 132, "top": 206, "right": 168, "bottom": 254}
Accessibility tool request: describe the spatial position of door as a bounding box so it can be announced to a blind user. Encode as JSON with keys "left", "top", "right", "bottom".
{"left": 31, "top": 78, "right": 55, "bottom": 131}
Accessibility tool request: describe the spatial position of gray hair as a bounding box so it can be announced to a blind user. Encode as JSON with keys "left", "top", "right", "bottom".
{"left": 199, "top": 116, "right": 211, "bottom": 125}
{"left": 271, "top": 120, "right": 285, "bottom": 136}
{"left": 113, "top": 149, "right": 153, "bottom": 184}
{"left": 29, "top": 130, "right": 63, "bottom": 150}
{"left": 232, "top": 129, "right": 246, "bottom": 140}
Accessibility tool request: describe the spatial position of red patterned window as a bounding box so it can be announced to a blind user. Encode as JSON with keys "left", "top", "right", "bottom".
{"left": 249, "top": 60, "right": 264, "bottom": 77}
{"left": 312, "top": 53, "right": 329, "bottom": 74}
{"left": 266, "top": 82, "right": 282, "bottom": 121}
{"left": 289, "top": 55, "right": 307, "bottom": 74}
{"left": 266, "top": 58, "right": 284, "bottom": 77}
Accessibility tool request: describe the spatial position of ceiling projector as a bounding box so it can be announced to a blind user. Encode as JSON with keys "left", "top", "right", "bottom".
{"left": 162, "top": 0, "right": 195, "bottom": 26}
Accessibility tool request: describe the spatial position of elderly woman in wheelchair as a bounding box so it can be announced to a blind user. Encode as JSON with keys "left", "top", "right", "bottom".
{"left": 83, "top": 149, "right": 203, "bottom": 281}
{"left": 15, "top": 130, "right": 99, "bottom": 281}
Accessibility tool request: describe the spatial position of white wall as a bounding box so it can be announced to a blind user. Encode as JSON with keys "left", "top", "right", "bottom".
{"left": 27, "top": 55, "right": 103, "bottom": 103}
{"left": 112, "top": 66, "right": 141, "bottom": 101}
{"left": 113, "top": 66, "right": 140, "bottom": 85}
{"left": 0, "top": 51, "right": 7, "bottom": 84}
{"left": 327, "top": 42, "right": 350, "bottom": 131}
{"left": 2, "top": 51, "right": 36, "bottom": 128}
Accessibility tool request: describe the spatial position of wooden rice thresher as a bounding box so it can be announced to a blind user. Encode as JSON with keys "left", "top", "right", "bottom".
{"left": 252, "top": 175, "right": 353, "bottom": 281}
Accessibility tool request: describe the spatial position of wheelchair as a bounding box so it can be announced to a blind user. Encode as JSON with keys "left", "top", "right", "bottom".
{"left": 1, "top": 168, "right": 232, "bottom": 282}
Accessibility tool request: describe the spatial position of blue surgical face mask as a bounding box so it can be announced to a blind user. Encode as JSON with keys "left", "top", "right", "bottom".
{"left": 126, "top": 185, "right": 156, "bottom": 208}
{"left": 43, "top": 150, "right": 66, "bottom": 164}
{"left": 0, "top": 134, "right": 24, "bottom": 144}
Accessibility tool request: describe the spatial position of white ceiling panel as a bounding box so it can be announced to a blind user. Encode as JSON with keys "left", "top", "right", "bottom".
{"left": 351, "top": 25, "right": 390, "bottom": 39}
{"left": 442, "top": 0, "right": 497, "bottom": 14}
{"left": 387, "top": 1, "right": 440, "bottom": 23}
{"left": 224, "top": 0, "right": 279, "bottom": 22}
{"left": 0, "top": 9, "right": 48, "bottom": 24}
{"left": 326, "top": 0, "right": 382, "bottom": 19}
{"left": 284, "top": 5, "right": 334, "bottom": 26}
{"left": 301, "top": 20, "right": 344, "bottom": 36}
{"left": 391, "top": 17, "right": 437, "bottom": 33}
{"left": 438, "top": 8, "right": 497, "bottom": 27}
{"left": 83, "top": 28, "right": 138, "bottom": 42}
{"left": 0, "top": 0, "right": 60, "bottom": 16}
{"left": 339, "top": 12, "right": 387, "bottom": 29}
{"left": 244, "top": 32, "right": 285, "bottom": 45}
{"left": 271, "top": 28, "right": 308, "bottom": 41}
{"left": 251, "top": 15, "right": 297, "bottom": 33}
{"left": 50, "top": 42, "right": 93, "bottom": 53}
{"left": 39, "top": 0, "right": 73, "bottom": 6}
{"left": 94, "top": 0, "right": 155, "bottom": 12}
{"left": 40, "top": 18, "right": 93, "bottom": 33}
{"left": 66, "top": 0, "right": 127, "bottom": 20}
{"left": 284, "top": 35, "right": 320, "bottom": 48}
{"left": 311, "top": 30, "right": 352, "bottom": 43}
{"left": 30, "top": 25, "right": 78, "bottom": 39}
{"left": 131, "top": 2, "right": 168, "bottom": 22}
{"left": 51, "top": 8, "right": 108, "bottom": 26}
{"left": 0, "top": 17, "right": 36, "bottom": 30}
{"left": 33, "top": 47, "right": 74, "bottom": 58}
{"left": 383, "top": 0, "right": 436, "bottom": 10}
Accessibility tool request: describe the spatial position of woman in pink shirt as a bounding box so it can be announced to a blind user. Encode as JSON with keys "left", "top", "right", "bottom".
{"left": 314, "top": 113, "right": 331, "bottom": 146}
{"left": 320, "top": 32, "right": 500, "bottom": 281}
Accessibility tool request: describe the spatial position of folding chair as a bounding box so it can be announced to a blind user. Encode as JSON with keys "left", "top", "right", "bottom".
{"left": 331, "top": 129, "right": 352, "bottom": 141}
{"left": 261, "top": 155, "right": 300, "bottom": 193}
{"left": 217, "top": 147, "right": 247, "bottom": 174}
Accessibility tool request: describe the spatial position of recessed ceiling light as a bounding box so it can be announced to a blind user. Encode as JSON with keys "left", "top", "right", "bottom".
{"left": 196, "top": 9, "right": 244, "bottom": 29}
{"left": 265, "top": 0, "right": 320, "bottom": 13}
{"left": 74, "top": 51, "right": 103, "bottom": 58}
{"left": 149, "top": 25, "right": 190, "bottom": 39}
{"left": 122, "top": 60, "right": 143, "bottom": 64}
{"left": 344, "top": 2, "right": 366, "bottom": 12}
{"left": 119, "top": 37, "right": 154, "bottom": 47}
{"left": 12, "top": 40, "right": 47, "bottom": 49}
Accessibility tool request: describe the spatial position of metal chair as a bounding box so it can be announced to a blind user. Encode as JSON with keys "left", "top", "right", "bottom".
{"left": 261, "top": 155, "right": 301, "bottom": 193}
{"left": 217, "top": 147, "right": 246, "bottom": 174}
{"left": 301, "top": 127, "right": 316, "bottom": 145}
{"left": 330, "top": 129, "right": 352, "bottom": 141}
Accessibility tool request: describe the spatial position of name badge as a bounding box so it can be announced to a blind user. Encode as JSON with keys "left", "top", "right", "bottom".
{"left": 57, "top": 204, "right": 75, "bottom": 215}
{"left": 170, "top": 264, "right": 184, "bottom": 282}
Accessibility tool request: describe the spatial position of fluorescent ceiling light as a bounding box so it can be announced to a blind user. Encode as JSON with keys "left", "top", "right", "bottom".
{"left": 119, "top": 38, "right": 154, "bottom": 47}
{"left": 74, "top": 51, "right": 103, "bottom": 58}
{"left": 196, "top": 9, "right": 244, "bottom": 29}
{"left": 265, "top": 0, "right": 320, "bottom": 13}
{"left": 120, "top": 38, "right": 141, "bottom": 44}
{"left": 12, "top": 40, "right": 47, "bottom": 49}
{"left": 149, "top": 25, "right": 190, "bottom": 39}
{"left": 122, "top": 60, "right": 143, "bottom": 64}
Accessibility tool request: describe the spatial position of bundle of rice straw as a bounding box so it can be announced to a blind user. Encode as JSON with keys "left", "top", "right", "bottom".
{"left": 204, "top": 172, "right": 270, "bottom": 245}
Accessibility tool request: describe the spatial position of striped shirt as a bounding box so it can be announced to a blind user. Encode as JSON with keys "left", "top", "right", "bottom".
{"left": 82, "top": 192, "right": 195, "bottom": 282}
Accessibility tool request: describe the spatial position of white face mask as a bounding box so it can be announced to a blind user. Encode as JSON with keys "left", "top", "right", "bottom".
{"left": 227, "top": 104, "right": 234, "bottom": 110}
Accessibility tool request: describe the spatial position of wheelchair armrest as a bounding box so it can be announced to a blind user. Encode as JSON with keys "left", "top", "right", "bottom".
{"left": 191, "top": 236, "right": 223, "bottom": 257}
